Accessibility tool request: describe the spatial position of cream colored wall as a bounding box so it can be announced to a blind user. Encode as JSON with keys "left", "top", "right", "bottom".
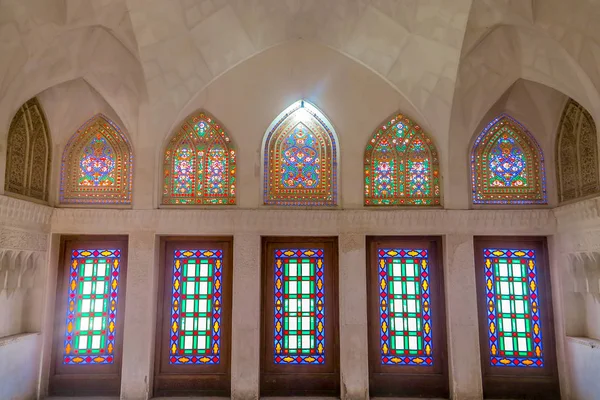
{"left": 0, "top": 37, "right": 599, "bottom": 400}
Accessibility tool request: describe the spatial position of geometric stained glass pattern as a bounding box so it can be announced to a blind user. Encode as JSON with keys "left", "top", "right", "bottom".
{"left": 162, "top": 111, "right": 236, "bottom": 205}
{"left": 60, "top": 114, "right": 133, "bottom": 205}
{"left": 263, "top": 100, "right": 338, "bottom": 206}
{"left": 4, "top": 97, "right": 52, "bottom": 202}
{"left": 273, "top": 248, "right": 325, "bottom": 364}
{"left": 169, "top": 249, "right": 223, "bottom": 364}
{"left": 377, "top": 248, "right": 433, "bottom": 366}
{"left": 63, "top": 248, "right": 122, "bottom": 365}
{"left": 483, "top": 248, "right": 544, "bottom": 367}
{"left": 365, "top": 114, "right": 440, "bottom": 206}
{"left": 556, "top": 99, "right": 600, "bottom": 203}
{"left": 471, "top": 114, "right": 547, "bottom": 205}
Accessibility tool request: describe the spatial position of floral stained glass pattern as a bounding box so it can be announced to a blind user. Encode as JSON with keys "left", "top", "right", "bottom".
{"left": 163, "top": 111, "right": 235, "bottom": 205}
{"left": 483, "top": 248, "right": 544, "bottom": 367}
{"left": 60, "top": 114, "right": 133, "bottom": 205}
{"left": 169, "top": 249, "right": 223, "bottom": 364}
{"left": 365, "top": 114, "right": 440, "bottom": 206}
{"left": 378, "top": 248, "right": 433, "bottom": 365}
{"left": 264, "top": 101, "right": 338, "bottom": 206}
{"left": 273, "top": 249, "right": 325, "bottom": 364}
{"left": 63, "top": 249, "right": 122, "bottom": 365}
{"left": 471, "top": 114, "right": 546, "bottom": 204}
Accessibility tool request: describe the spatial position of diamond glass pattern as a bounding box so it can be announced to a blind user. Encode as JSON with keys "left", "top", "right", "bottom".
{"left": 63, "top": 249, "right": 122, "bottom": 365}
{"left": 273, "top": 248, "right": 325, "bottom": 364}
{"left": 169, "top": 249, "right": 223, "bottom": 364}
{"left": 378, "top": 248, "right": 433, "bottom": 365}
{"left": 483, "top": 248, "right": 544, "bottom": 367}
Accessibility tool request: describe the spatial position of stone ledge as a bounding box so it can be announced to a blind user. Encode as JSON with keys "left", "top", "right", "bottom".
{"left": 566, "top": 336, "right": 600, "bottom": 349}
{"left": 0, "top": 332, "right": 40, "bottom": 347}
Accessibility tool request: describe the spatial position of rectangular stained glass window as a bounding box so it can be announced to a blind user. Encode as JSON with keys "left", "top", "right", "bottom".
{"left": 169, "top": 249, "right": 223, "bottom": 364}
{"left": 63, "top": 248, "right": 122, "bottom": 365}
{"left": 378, "top": 248, "right": 432, "bottom": 366}
{"left": 483, "top": 248, "right": 543, "bottom": 367}
{"left": 274, "top": 248, "right": 325, "bottom": 365}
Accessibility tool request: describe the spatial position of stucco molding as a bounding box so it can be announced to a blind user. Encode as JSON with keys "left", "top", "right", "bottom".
{"left": 0, "top": 195, "right": 52, "bottom": 231}
{"left": 554, "top": 196, "right": 600, "bottom": 233}
{"left": 50, "top": 208, "right": 556, "bottom": 235}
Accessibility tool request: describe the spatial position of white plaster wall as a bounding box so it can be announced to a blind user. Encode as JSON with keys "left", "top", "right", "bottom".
{"left": 148, "top": 40, "right": 431, "bottom": 210}
{"left": 0, "top": 333, "right": 42, "bottom": 400}
{"left": 584, "top": 294, "right": 600, "bottom": 339}
{"left": 564, "top": 337, "right": 600, "bottom": 400}
{"left": 0, "top": 291, "right": 25, "bottom": 337}
{"left": 554, "top": 198, "right": 600, "bottom": 399}
{"left": 3, "top": 3, "right": 600, "bottom": 398}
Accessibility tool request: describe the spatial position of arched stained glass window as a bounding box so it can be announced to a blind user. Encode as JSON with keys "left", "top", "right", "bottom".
{"left": 471, "top": 114, "right": 546, "bottom": 205}
{"left": 60, "top": 114, "right": 133, "bottom": 205}
{"left": 162, "top": 111, "right": 236, "bottom": 205}
{"left": 556, "top": 99, "right": 600, "bottom": 203}
{"left": 4, "top": 97, "right": 51, "bottom": 202}
{"left": 364, "top": 114, "right": 440, "bottom": 206}
{"left": 263, "top": 101, "right": 338, "bottom": 206}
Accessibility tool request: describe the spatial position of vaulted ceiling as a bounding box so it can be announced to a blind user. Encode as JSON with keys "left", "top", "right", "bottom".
{"left": 2, "top": 0, "right": 600, "bottom": 143}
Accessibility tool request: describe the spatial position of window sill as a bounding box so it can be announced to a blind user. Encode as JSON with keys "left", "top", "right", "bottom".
{"left": 566, "top": 336, "right": 600, "bottom": 349}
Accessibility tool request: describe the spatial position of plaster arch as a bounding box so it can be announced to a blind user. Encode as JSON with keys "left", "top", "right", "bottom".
{"left": 446, "top": 23, "right": 600, "bottom": 209}
{"left": 0, "top": 25, "right": 146, "bottom": 140}
{"left": 146, "top": 40, "right": 435, "bottom": 209}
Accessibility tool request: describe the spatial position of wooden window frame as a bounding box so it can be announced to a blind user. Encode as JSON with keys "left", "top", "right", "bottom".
{"left": 50, "top": 235, "right": 129, "bottom": 397}
{"left": 474, "top": 236, "right": 560, "bottom": 399}
{"left": 366, "top": 236, "right": 448, "bottom": 398}
{"left": 260, "top": 236, "right": 340, "bottom": 396}
{"left": 154, "top": 236, "right": 233, "bottom": 397}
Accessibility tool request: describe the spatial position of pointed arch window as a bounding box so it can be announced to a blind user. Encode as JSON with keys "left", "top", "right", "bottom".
{"left": 162, "top": 111, "right": 236, "bottom": 205}
{"left": 4, "top": 97, "right": 51, "bottom": 202}
{"left": 471, "top": 114, "right": 546, "bottom": 205}
{"left": 556, "top": 99, "right": 600, "bottom": 202}
{"left": 364, "top": 114, "right": 440, "bottom": 206}
{"left": 60, "top": 114, "right": 133, "bottom": 205}
{"left": 263, "top": 101, "right": 338, "bottom": 206}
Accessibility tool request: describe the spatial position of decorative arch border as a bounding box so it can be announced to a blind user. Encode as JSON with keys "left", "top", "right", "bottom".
{"left": 261, "top": 100, "right": 339, "bottom": 206}
{"left": 59, "top": 114, "right": 133, "bottom": 205}
{"left": 364, "top": 113, "right": 440, "bottom": 206}
{"left": 556, "top": 98, "right": 600, "bottom": 203}
{"left": 4, "top": 97, "right": 52, "bottom": 202}
{"left": 471, "top": 114, "right": 547, "bottom": 205}
{"left": 161, "top": 110, "right": 236, "bottom": 205}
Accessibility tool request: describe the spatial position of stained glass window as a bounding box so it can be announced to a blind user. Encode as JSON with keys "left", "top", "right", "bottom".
{"left": 263, "top": 101, "right": 338, "bottom": 206}
{"left": 273, "top": 248, "right": 325, "bottom": 364}
{"left": 63, "top": 248, "right": 122, "bottom": 365}
{"left": 482, "top": 248, "right": 544, "bottom": 367}
{"left": 365, "top": 114, "right": 440, "bottom": 206}
{"left": 556, "top": 99, "right": 600, "bottom": 202}
{"left": 60, "top": 114, "right": 133, "bottom": 205}
{"left": 4, "top": 97, "right": 51, "bottom": 202}
{"left": 378, "top": 248, "right": 432, "bottom": 365}
{"left": 168, "top": 249, "right": 223, "bottom": 364}
{"left": 163, "top": 111, "right": 236, "bottom": 205}
{"left": 471, "top": 114, "right": 546, "bottom": 205}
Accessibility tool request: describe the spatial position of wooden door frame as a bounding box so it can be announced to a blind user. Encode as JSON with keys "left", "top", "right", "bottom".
{"left": 474, "top": 236, "right": 560, "bottom": 399}
{"left": 49, "top": 235, "right": 129, "bottom": 397}
{"left": 154, "top": 236, "right": 233, "bottom": 397}
{"left": 366, "top": 236, "right": 449, "bottom": 398}
{"left": 260, "top": 236, "right": 340, "bottom": 396}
